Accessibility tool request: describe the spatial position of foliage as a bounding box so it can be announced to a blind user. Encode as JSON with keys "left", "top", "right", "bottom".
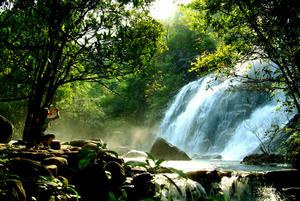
{"left": 188, "top": 0, "right": 300, "bottom": 112}
{"left": 107, "top": 190, "right": 127, "bottom": 201}
{"left": 36, "top": 176, "right": 79, "bottom": 201}
{"left": 190, "top": 44, "right": 239, "bottom": 76}
{"left": 77, "top": 141, "right": 119, "bottom": 170}
{"left": 100, "top": 75, "right": 149, "bottom": 121}
{"left": 286, "top": 130, "right": 300, "bottom": 164}
{"left": 0, "top": 155, "right": 21, "bottom": 200}
{"left": 145, "top": 10, "right": 216, "bottom": 120}
{"left": 208, "top": 193, "right": 228, "bottom": 201}
{"left": 0, "top": 0, "right": 163, "bottom": 141}
{"left": 101, "top": 9, "right": 217, "bottom": 123}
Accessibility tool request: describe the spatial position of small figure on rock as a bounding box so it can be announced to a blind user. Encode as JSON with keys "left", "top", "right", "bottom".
{"left": 30, "top": 107, "right": 60, "bottom": 148}
{"left": 0, "top": 114, "right": 14, "bottom": 143}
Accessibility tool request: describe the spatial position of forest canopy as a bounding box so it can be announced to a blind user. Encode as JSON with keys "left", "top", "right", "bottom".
{"left": 0, "top": 0, "right": 163, "bottom": 142}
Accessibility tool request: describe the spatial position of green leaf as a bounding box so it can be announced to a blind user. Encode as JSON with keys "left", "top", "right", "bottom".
{"left": 155, "top": 158, "right": 165, "bottom": 167}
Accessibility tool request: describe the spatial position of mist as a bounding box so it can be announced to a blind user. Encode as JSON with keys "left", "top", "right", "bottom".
{"left": 50, "top": 117, "right": 159, "bottom": 152}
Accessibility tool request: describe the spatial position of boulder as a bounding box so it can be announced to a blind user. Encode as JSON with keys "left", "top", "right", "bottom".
{"left": 122, "top": 150, "right": 148, "bottom": 158}
{"left": 42, "top": 156, "right": 68, "bottom": 175}
{"left": 7, "top": 158, "right": 53, "bottom": 179}
{"left": 242, "top": 153, "right": 285, "bottom": 165}
{"left": 50, "top": 140, "right": 61, "bottom": 150}
{"left": 192, "top": 154, "right": 222, "bottom": 160}
{"left": 150, "top": 137, "right": 191, "bottom": 160}
{"left": 0, "top": 115, "right": 14, "bottom": 143}
{"left": 69, "top": 139, "right": 104, "bottom": 147}
{"left": 1, "top": 179, "right": 26, "bottom": 201}
{"left": 132, "top": 172, "right": 155, "bottom": 199}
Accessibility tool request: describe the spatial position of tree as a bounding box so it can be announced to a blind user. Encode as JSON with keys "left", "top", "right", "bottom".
{"left": 0, "top": 0, "right": 163, "bottom": 143}
{"left": 189, "top": 0, "right": 300, "bottom": 112}
{"left": 97, "top": 10, "right": 217, "bottom": 123}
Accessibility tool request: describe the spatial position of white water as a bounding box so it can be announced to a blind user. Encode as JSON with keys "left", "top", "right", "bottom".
{"left": 159, "top": 60, "right": 292, "bottom": 160}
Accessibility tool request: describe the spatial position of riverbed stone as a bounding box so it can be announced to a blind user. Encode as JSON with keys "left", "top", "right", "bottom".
{"left": 150, "top": 137, "right": 191, "bottom": 160}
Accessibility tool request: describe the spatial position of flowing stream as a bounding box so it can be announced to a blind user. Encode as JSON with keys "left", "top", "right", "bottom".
{"left": 158, "top": 60, "right": 293, "bottom": 160}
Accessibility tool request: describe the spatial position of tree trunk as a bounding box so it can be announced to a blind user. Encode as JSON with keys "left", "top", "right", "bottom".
{"left": 22, "top": 84, "right": 53, "bottom": 144}
{"left": 22, "top": 96, "right": 43, "bottom": 143}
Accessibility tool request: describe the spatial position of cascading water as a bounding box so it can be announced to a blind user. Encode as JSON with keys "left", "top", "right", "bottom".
{"left": 159, "top": 60, "right": 293, "bottom": 160}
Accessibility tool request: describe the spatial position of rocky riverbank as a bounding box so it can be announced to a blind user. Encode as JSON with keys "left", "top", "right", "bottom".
{"left": 0, "top": 140, "right": 299, "bottom": 201}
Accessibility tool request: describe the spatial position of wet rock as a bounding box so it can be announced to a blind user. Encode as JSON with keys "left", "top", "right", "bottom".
{"left": 153, "top": 173, "right": 207, "bottom": 201}
{"left": 192, "top": 154, "right": 222, "bottom": 160}
{"left": 242, "top": 153, "right": 285, "bottom": 165}
{"left": 150, "top": 137, "right": 191, "bottom": 160}
{"left": 0, "top": 115, "right": 14, "bottom": 143}
{"left": 187, "top": 170, "right": 229, "bottom": 196}
{"left": 122, "top": 150, "right": 148, "bottom": 158}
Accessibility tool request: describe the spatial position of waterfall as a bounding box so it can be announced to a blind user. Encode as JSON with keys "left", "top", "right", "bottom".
{"left": 159, "top": 60, "right": 292, "bottom": 160}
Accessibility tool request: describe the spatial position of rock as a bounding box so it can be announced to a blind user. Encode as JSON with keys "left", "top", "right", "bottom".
{"left": 192, "top": 154, "right": 222, "bottom": 160}
{"left": 114, "top": 146, "right": 132, "bottom": 156}
{"left": 122, "top": 150, "right": 148, "bottom": 158}
{"left": 2, "top": 179, "right": 26, "bottom": 201}
{"left": 153, "top": 173, "right": 207, "bottom": 201}
{"left": 69, "top": 139, "right": 104, "bottom": 147}
{"left": 0, "top": 115, "right": 14, "bottom": 143}
{"left": 8, "top": 150, "right": 49, "bottom": 161}
{"left": 42, "top": 156, "right": 68, "bottom": 167}
{"left": 132, "top": 172, "right": 155, "bottom": 199}
{"left": 50, "top": 140, "right": 61, "bottom": 150}
{"left": 42, "top": 156, "right": 68, "bottom": 175}
{"left": 263, "top": 170, "right": 300, "bottom": 188}
{"left": 105, "top": 161, "right": 126, "bottom": 187}
{"left": 7, "top": 158, "right": 53, "bottom": 179}
{"left": 282, "top": 187, "right": 300, "bottom": 200}
{"left": 150, "top": 137, "right": 191, "bottom": 160}
{"left": 242, "top": 153, "right": 285, "bottom": 165}
{"left": 77, "top": 164, "right": 110, "bottom": 201}
{"left": 46, "top": 164, "right": 58, "bottom": 176}
{"left": 187, "top": 170, "right": 229, "bottom": 195}
{"left": 82, "top": 142, "right": 98, "bottom": 151}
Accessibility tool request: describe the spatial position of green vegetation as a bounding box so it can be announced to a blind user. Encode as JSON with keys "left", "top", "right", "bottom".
{"left": 0, "top": 0, "right": 163, "bottom": 143}
{"left": 188, "top": 0, "right": 300, "bottom": 112}
{"left": 0, "top": 0, "right": 299, "bottom": 159}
